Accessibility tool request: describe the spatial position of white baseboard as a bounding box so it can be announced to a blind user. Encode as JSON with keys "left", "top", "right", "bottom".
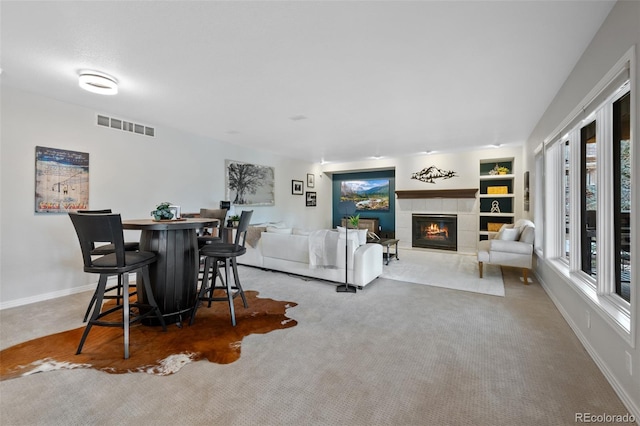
{"left": 535, "top": 270, "right": 640, "bottom": 423}
{"left": 0, "top": 275, "right": 126, "bottom": 311}
{"left": 0, "top": 284, "right": 94, "bottom": 310}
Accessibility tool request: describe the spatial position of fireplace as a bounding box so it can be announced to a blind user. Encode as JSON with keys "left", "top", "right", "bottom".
{"left": 412, "top": 214, "right": 457, "bottom": 251}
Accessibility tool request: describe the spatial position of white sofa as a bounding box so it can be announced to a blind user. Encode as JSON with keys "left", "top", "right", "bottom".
{"left": 477, "top": 219, "right": 535, "bottom": 283}
{"left": 237, "top": 226, "right": 383, "bottom": 288}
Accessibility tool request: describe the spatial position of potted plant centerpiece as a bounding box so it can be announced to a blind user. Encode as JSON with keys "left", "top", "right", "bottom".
{"left": 228, "top": 214, "right": 240, "bottom": 227}
{"left": 348, "top": 214, "right": 360, "bottom": 229}
{"left": 151, "top": 202, "right": 174, "bottom": 221}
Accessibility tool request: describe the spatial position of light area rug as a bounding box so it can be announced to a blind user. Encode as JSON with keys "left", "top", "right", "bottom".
{"left": 380, "top": 248, "right": 505, "bottom": 297}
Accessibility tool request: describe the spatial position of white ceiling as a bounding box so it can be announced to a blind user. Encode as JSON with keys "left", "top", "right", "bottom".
{"left": 1, "top": 1, "right": 615, "bottom": 163}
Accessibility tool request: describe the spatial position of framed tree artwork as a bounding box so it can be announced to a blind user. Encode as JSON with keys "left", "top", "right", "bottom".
{"left": 307, "top": 173, "right": 315, "bottom": 188}
{"left": 225, "top": 159, "right": 275, "bottom": 206}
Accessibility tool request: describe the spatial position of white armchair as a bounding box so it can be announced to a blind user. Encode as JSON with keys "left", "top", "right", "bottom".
{"left": 477, "top": 219, "right": 535, "bottom": 284}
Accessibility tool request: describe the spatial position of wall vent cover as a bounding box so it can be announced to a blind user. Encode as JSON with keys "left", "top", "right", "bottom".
{"left": 96, "top": 114, "right": 155, "bottom": 137}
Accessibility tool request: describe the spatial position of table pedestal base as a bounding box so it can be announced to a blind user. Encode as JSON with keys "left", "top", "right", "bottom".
{"left": 137, "top": 228, "right": 200, "bottom": 325}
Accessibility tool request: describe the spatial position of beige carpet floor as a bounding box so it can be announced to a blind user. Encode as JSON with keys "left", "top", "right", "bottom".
{"left": 0, "top": 263, "right": 632, "bottom": 425}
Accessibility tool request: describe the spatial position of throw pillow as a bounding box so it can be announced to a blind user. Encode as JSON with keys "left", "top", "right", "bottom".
{"left": 357, "top": 229, "right": 367, "bottom": 246}
{"left": 292, "top": 228, "right": 311, "bottom": 236}
{"left": 498, "top": 227, "right": 520, "bottom": 241}
{"left": 495, "top": 223, "right": 512, "bottom": 240}
{"left": 336, "top": 226, "right": 362, "bottom": 246}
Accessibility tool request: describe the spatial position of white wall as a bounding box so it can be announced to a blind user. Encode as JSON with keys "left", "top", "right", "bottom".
{"left": 524, "top": 0, "right": 639, "bottom": 417}
{"left": 0, "top": 86, "right": 331, "bottom": 308}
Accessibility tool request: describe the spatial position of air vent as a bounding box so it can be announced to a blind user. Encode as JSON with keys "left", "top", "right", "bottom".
{"left": 96, "top": 114, "right": 155, "bottom": 137}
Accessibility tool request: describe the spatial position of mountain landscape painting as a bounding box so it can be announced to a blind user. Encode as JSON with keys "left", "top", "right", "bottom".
{"left": 340, "top": 179, "right": 390, "bottom": 211}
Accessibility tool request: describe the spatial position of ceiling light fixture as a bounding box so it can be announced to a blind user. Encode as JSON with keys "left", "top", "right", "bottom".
{"left": 78, "top": 71, "right": 118, "bottom": 95}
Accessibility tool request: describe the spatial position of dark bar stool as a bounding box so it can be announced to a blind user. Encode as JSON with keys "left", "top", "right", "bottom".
{"left": 197, "top": 208, "right": 228, "bottom": 247}
{"left": 77, "top": 209, "right": 139, "bottom": 322}
{"left": 190, "top": 210, "right": 253, "bottom": 326}
{"left": 69, "top": 212, "right": 166, "bottom": 359}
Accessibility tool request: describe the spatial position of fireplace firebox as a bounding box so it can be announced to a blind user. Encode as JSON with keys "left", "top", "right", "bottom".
{"left": 412, "top": 214, "right": 457, "bottom": 251}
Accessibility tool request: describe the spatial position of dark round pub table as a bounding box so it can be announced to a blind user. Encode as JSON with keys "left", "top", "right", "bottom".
{"left": 122, "top": 218, "right": 217, "bottom": 325}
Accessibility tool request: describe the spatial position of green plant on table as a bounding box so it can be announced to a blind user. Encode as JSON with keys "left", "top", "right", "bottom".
{"left": 348, "top": 214, "right": 360, "bottom": 228}
{"left": 151, "top": 202, "right": 174, "bottom": 220}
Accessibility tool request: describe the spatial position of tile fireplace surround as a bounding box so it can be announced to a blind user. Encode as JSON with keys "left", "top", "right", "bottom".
{"left": 395, "top": 190, "right": 478, "bottom": 254}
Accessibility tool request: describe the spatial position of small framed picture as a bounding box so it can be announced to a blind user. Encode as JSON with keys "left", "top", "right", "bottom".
{"left": 307, "top": 173, "right": 315, "bottom": 188}
{"left": 292, "top": 180, "right": 304, "bottom": 195}
{"left": 306, "top": 191, "right": 317, "bottom": 207}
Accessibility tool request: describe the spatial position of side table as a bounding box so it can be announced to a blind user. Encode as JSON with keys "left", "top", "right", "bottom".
{"left": 370, "top": 238, "right": 400, "bottom": 265}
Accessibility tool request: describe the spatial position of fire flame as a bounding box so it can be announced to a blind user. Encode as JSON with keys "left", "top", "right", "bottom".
{"left": 424, "top": 223, "right": 448, "bottom": 239}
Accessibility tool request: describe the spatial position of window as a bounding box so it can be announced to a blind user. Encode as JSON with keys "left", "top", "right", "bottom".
{"left": 534, "top": 152, "right": 544, "bottom": 256}
{"left": 563, "top": 140, "right": 571, "bottom": 260}
{"left": 580, "top": 120, "right": 597, "bottom": 278}
{"left": 542, "top": 50, "right": 633, "bottom": 338}
{"left": 613, "top": 92, "right": 631, "bottom": 302}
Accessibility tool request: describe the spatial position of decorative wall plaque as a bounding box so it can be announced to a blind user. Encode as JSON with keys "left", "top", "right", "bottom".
{"left": 410, "top": 166, "right": 457, "bottom": 184}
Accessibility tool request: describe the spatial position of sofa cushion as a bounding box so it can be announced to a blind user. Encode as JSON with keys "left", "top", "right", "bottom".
{"left": 292, "top": 228, "right": 311, "bottom": 236}
{"left": 519, "top": 226, "right": 535, "bottom": 244}
{"left": 477, "top": 240, "right": 491, "bottom": 262}
{"left": 261, "top": 232, "right": 309, "bottom": 263}
{"left": 266, "top": 226, "right": 292, "bottom": 234}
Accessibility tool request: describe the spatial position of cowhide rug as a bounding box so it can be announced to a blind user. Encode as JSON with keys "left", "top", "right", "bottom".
{"left": 0, "top": 291, "right": 297, "bottom": 381}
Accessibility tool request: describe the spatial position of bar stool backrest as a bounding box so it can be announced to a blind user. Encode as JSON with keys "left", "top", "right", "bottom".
{"left": 199, "top": 208, "right": 227, "bottom": 236}
{"left": 234, "top": 210, "right": 253, "bottom": 247}
{"left": 69, "top": 212, "right": 126, "bottom": 268}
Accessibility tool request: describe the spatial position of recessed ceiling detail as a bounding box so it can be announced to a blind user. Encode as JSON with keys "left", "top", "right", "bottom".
{"left": 289, "top": 115, "right": 308, "bottom": 121}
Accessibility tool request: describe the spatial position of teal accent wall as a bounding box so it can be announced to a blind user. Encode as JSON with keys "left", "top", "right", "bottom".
{"left": 332, "top": 170, "right": 395, "bottom": 233}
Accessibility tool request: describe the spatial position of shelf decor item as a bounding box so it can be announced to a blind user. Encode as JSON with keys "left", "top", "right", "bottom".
{"left": 489, "top": 164, "right": 510, "bottom": 175}
{"left": 151, "top": 202, "right": 174, "bottom": 221}
{"left": 488, "top": 186, "right": 509, "bottom": 194}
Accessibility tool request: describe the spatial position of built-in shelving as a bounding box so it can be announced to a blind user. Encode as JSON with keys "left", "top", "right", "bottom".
{"left": 479, "top": 158, "right": 515, "bottom": 241}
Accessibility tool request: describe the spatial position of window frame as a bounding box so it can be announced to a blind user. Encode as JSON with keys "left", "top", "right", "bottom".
{"left": 541, "top": 48, "right": 635, "bottom": 346}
